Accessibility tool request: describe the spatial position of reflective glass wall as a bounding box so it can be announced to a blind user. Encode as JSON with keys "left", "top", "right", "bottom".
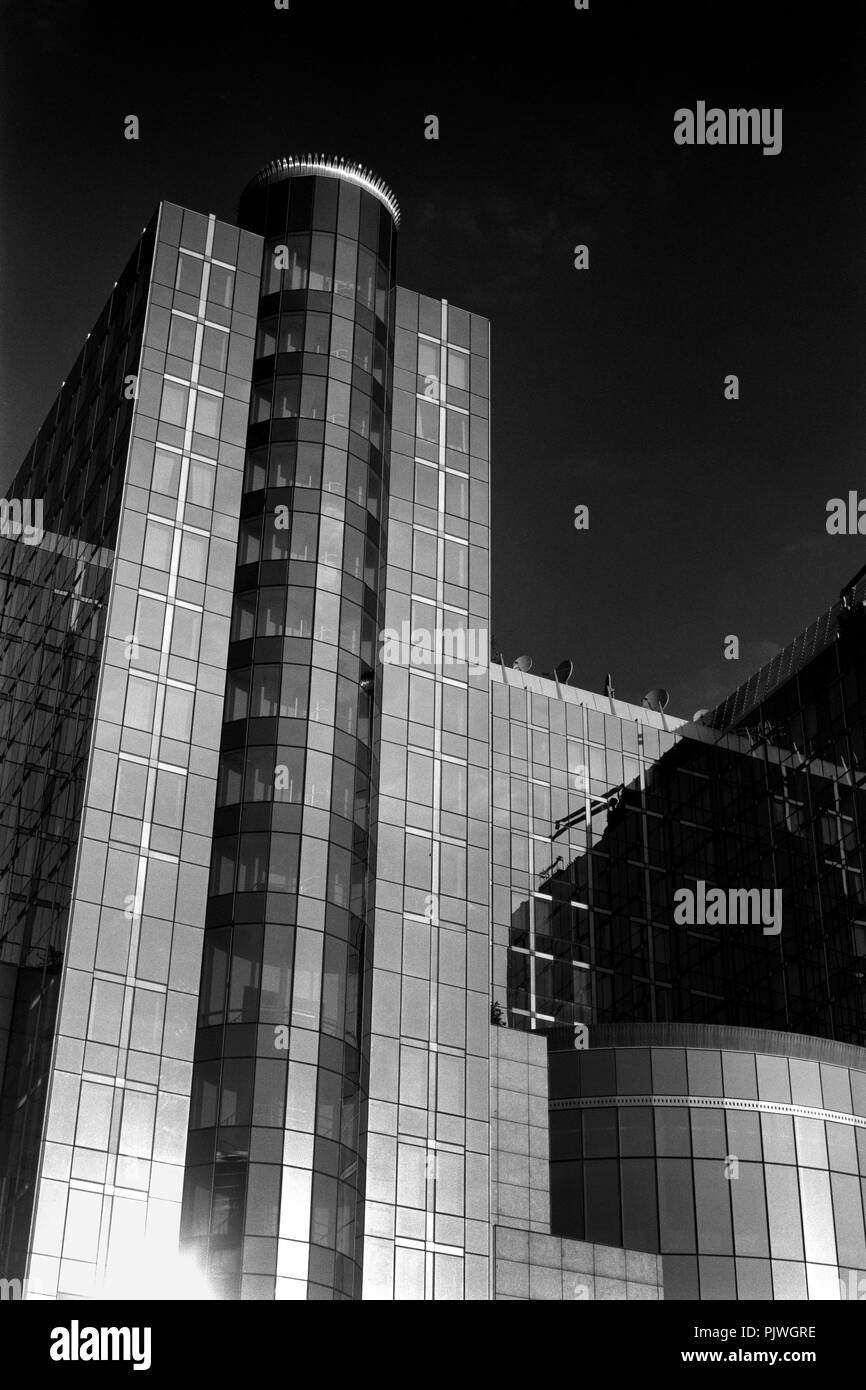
{"left": 548, "top": 1024, "right": 866, "bottom": 1300}
{"left": 182, "top": 165, "right": 397, "bottom": 1299}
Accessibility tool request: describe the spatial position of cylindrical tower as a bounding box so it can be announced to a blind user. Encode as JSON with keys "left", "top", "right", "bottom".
{"left": 180, "top": 157, "right": 399, "bottom": 1299}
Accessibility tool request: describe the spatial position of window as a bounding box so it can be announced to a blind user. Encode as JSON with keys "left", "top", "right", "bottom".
{"left": 264, "top": 511, "right": 290, "bottom": 561}
{"left": 350, "top": 393, "right": 370, "bottom": 440}
{"left": 175, "top": 254, "right": 202, "bottom": 297}
{"left": 418, "top": 341, "right": 440, "bottom": 395}
{"left": 164, "top": 685, "right": 194, "bottom": 740}
{"left": 445, "top": 472, "right": 468, "bottom": 518}
{"left": 286, "top": 236, "right": 309, "bottom": 290}
{"left": 417, "top": 398, "right": 439, "bottom": 444}
{"left": 168, "top": 315, "right": 196, "bottom": 360}
{"left": 152, "top": 448, "right": 181, "bottom": 497}
{"left": 144, "top": 518, "right": 174, "bottom": 570}
{"left": 327, "top": 379, "right": 350, "bottom": 427}
{"left": 256, "top": 588, "right": 285, "bottom": 637}
{"left": 447, "top": 348, "right": 469, "bottom": 391}
{"left": 226, "top": 667, "right": 250, "bottom": 720}
{"left": 256, "top": 318, "right": 277, "bottom": 358}
{"left": 270, "top": 442, "right": 296, "bottom": 487}
{"left": 304, "top": 313, "right": 330, "bottom": 354}
{"left": 309, "top": 234, "right": 334, "bottom": 291}
{"left": 251, "top": 666, "right": 280, "bottom": 718}
{"left": 160, "top": 381, "right": 189, "bottom": 427}
{"left": 290, "top": 514, "right": 317, "bottom": 563}
{"left": 188, "top": 459, "right": 215, "bottom": 508}
{"left": 228, "top": 924, "right": 263, "bottom": 1022}
{"left": 446, "top": 408, "right": 469, "bottom": 453}
{"left": 444, "top": 538, "right": 468, "bottom": 586}
{"left": 356, "top": 247, "right": 376, "bottom": 311}
{"left": 279, "top": 313, "right": 304, "bottom": 353}
{"left": 154, "top": 768, "right": 185, "bottom": 827}
{"left": 415, "top": 462, "right": 439, "bottom": 509}
{"left": 413, "top": 530, "right": 437, "bottom": 577}
{"left": 202, "top": 326, "right": 229, "bottom": 372}
{"left": 207, "top": 265, "right": 234, "bottom": 309}
{"left": 251, "top": 382, "right": 272, "bottom": 425}
{"left": 274, "top": 377, "right": 300, "bottom": 419}
{"left": 285, "top": 587, "right": 314, "bottom": 638}
{"left": 171, "top": 606, "right": 202, "bottom": 660}
{"left": 280, "top": 666, "right": 308, "bottom": 719}
{"left": 334, "top": 237, "right": 357, "bottom": 298}
{"left": 180, "top": 530, "right": 208, "bottom": 582}
{"left": 237, "top": 834, "right": 269, "bottom": 893}
{"left": 301, "top": 377, "right": 326, "bottom": 420}
{"left": 262, "top": 239, "right": 282, "bottom": 295}
{"left": 218, "top": 750, "right": 243, "bottom": 806}
{"left": 330, "top": 316, "right": 352, "bottom": 361}
{"left": 237, "top": 516, "right": 262, "bottom": 566}
{"left": 194, "top": 392, "right": 221, "bottom": 437}
{"left": 199, "top": 928, "right": 229, "bottom": 1025}
{"left": 244, "top": 449, "right": 267, "bottom": 492}
{"left": 353, "top": 326, "right": 373, "bottom": 374}
{"left": 245, "top": 747, "right": 275, "bottom": 802}
{"left": 209, "top": 836, "right": 236, "bottom": 896}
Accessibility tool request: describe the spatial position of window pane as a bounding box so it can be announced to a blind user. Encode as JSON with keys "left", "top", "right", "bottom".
{"left": 152, "top": 449, "right": 181, "bottom": 497}
{"left": 160, "top": 381, "right": 189, "bottom": 426}
{"left": 175, "top": 254, "right": 202, "bottom": 296}
{"left": 256, "top": 318, "right": 277, "bottom": 358}
{"left": 274, "top": 377, "right": 300, "bottom": 419}
{"left": 279, "top": 313, "right": 304, "bottom": 353}
{"left": 447, "top": 348, "right": 469, "bottom": 390}
{"left": 202, "top": 326, "right": 229, "bottom": 372}
{"left": 168, "top": 315, "right": 196, "bottom": 359}
{"left": 309, "top": 234, "right": 334, "bottom": 291}
{"left": 144, "top": 519, "right": 174, "bottom": 569}
{"left": 207, "top": 265, "right": 234, "bottom": 309}
{"left": 194, "top": 393, "right": 221, "bottom": 437}
{"left": 188, "top": 460, "right": 215, "bottom": 508}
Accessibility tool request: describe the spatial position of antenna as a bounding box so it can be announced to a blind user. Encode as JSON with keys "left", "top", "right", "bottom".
{"left": 513, "top": 655, "right": 533, "bottom": 673}
{"left": 604, "top": 673, "right": 615, "bottom": 698}
{"left": 642, "top": 688, "right": 670, "bottom": 712}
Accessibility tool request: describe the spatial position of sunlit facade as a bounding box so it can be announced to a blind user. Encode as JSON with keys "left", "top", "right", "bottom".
{"left": 2, "top": 155, "right": 864, "bottom": 1302}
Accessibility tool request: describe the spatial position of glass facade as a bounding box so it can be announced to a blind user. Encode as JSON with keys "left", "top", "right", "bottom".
{"left": 180, "top": 163, "right": 399, "bottom": 1300}
{"left": 361, "top": 288, "right": 491, "bottom": 1299}
{"left": 3, "top": 202, "right": 258, "bottom": 1300}
{"left": 494, "top": 604, "right": 866, "bottom": 1046}
{"left": 548, "top": 1024, "right": 866, "bottom": 1300}
{"left": 0, "top": 221, "right": 153, "bottom": 1280}
{"left": 7, "top": 150, "right": 862, "bottom": 1301}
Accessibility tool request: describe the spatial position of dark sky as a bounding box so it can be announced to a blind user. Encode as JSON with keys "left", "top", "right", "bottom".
{"left": 2, "top": 0, "right": 864, "bottom": 718}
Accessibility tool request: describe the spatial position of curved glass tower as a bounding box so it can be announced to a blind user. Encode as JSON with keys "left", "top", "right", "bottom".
{"left": 181, "top": 157, "right": 399, "bottom": 1299}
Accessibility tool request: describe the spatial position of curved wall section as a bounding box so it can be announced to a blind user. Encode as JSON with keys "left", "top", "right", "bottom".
{"left": 548, "top": 1024, "right": 866, "bottom": 1300}
{"left": 180, "top": 162, "right": 397, "bottom": 1300}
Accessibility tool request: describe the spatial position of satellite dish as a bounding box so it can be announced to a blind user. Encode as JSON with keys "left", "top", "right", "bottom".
{"left": 513, "top": 655, "right": 533, "bottom": 672}
{"left": 555, "top": 659, "right": 574, "bottom": 685}
{"left": 642, "top": 688, "right": 669, "bottom": 712}
{"left": 692, "top": 708, "right": 712, "bottom": 726}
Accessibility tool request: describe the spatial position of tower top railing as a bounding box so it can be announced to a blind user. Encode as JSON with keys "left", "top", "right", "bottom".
{"left": 241, "top": 155, "right": 401, "bottom": 228}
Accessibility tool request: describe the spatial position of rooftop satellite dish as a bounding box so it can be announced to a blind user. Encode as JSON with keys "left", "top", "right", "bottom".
{"left": 513, "top": 655, "right": 533, "bottom": 673}
{"left": 555, "top": 659, "right": 574, "bottom": 685}
{"left": 642, "top": 688, "right": 670, "bottom": 712}
{"left": 692, "top": 708, "right": 712, "bottom": 726}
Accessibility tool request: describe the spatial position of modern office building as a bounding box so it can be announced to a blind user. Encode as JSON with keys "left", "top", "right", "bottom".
{"left": 1, "top": 155, "right": 864, "bottom": 1301}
